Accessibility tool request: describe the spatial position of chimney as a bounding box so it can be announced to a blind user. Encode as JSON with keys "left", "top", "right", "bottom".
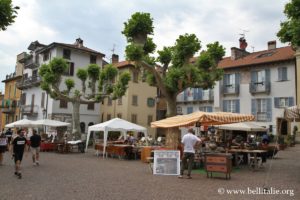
{"left": 112, "top": 54, "right": 119, "bottom": 64}
{"left": 239, "top": 37, "right": 248, "bottom": 50}
{"left": 268, "top": 40, "right": 276, "bottom": 50}
{"left": 74, "top": 38, "right": 83, "bottom": 48}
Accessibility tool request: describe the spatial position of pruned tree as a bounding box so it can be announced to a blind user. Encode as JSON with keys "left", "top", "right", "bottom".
{"left": 122, "top": 12, "right": 225, "bottom": 117}
{"left": 277, "top": 0, "right": 300, "bottom": 48}
{"left": 39, "top": 57, "right": 130, "bottom": 139}
{"left": 0, "top": 0, "right": 19, "bottom": 31}
{"left": 122, "top": 12, "right": 225, "bottom": 148}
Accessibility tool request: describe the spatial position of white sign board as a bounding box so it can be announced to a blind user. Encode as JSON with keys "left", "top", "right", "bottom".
{"left": 153, "top": 150, "right": 180, "bottom": 175}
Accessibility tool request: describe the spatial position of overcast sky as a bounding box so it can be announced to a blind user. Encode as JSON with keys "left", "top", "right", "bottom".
{"left": 0, "top": 0, "right": 289, "bottom": 92}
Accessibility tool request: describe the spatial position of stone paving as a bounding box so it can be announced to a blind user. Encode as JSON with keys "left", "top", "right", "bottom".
{"left": 0, "top": 145, "right": 299, "bottom": 200}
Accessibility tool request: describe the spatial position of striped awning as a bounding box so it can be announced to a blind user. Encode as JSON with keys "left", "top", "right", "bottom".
{"left": 284, "top": 105, "right": 300, "bottom": 119}
{"left": 151, "top": 111, "right": 255, "bottom": 128}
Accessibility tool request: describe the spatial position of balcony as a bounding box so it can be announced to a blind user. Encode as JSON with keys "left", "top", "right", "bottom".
{"left": 24, "top": 59, "right": 38, "bottom": 69}
{"left": 249, "top": 81, "right": 271, "bottom": 94}
{"left": 16, "top": 75, "right": 41, "bottom": 89}
{"left": 222, "top": 84, "right": 239, "bottom": 95}
{"left": 20, "top": 105, "right": 39, "bottom": 116}
{"left": 177, "top": 89, "right": 214, "bottom": 104}
{"left": 256, "top": 112, "right": 268, "bottom": 122}
{"left": 1, "top": 100, "right": 18, "bottom": 114}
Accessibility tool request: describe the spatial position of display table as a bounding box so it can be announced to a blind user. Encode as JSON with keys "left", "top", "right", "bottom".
{"left": 205, "top": 153, "right": 232, "bottom": 180}
{"left": 40, "top": 142, "right": 56, "bottom": 152}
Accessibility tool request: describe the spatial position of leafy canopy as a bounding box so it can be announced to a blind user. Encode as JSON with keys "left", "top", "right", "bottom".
{"left": 0, "top": 0, "right": 19, "bottom": 31}
{"left": 277, "top": 0, "right": 300, "bottom": 48}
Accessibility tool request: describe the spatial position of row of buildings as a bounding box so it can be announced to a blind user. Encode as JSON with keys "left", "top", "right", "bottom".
{"left": 1, "top": 37, "right": 299, "bottom": 137}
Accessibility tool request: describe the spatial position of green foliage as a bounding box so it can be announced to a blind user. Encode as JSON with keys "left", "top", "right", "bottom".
{"left": 164, "top": 67, "right": 185, "bottom": 92}
{"left": 39, "top": 64, "right": 50, "bottom": 76}
{"left": 119, "top": 72, "right": 131, "bottom": 86}
{"left": 157, "top": 47, "right": 172, "bottom": 66}
{"left": 146, "top": 72, "right": 156, "bottom": 86}
{"left": 65, "top": 78, "right": 75, "bottom": 91}
{"left": 172, "top": 34, "right": 201, "bottom": 67}
{"left": 87, "top": 64, "right": 100, "bottom": 81}
{"left": 76, "top": 68, "right": 88, "bottom": 81}
{"left": 125, "top": 44, "right": 144, "bottom": 61}
{"left": 49, "top": 57, "right": 69, "bottom": 74}
{"left": 0, "top": 0, "right": 19, "bottom": 31}
{"left": 143, "top": 38, "right": 156, "bottom": 54}
{"left": 277, "top": 0, "right": 300, "bottom": 47}
{"left": 122, "top": 12, "right": 154, "bottom": 43}
{"left": 40, "top": 82, "right": 50, "bottom": 92}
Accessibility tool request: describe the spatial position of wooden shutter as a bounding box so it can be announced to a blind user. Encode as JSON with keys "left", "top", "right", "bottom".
{"left": 251, "top": 71, "right": 257, "bottom": 83}
{"left": 274, "top": 97, "right": 280, "bottom": 108}
{"left": 235, "top": 99, "right": 240, "bottom": 113}
{"left": 266, "top": 98, "right": 272, "bottom": 122}
{"left": 251, "top": 99, "right": 256, "bottom": 117}
{"left": 265, "top": 69, "right": 271, "bottom": 83}
{"left": 282, "top": 67, "right": 287, "bottom": 81}
{"left": 69, "top": 63, "right": 74, "bottom": 76}
{"left": 288, "top": 97, "right": 294, "bottom": 106}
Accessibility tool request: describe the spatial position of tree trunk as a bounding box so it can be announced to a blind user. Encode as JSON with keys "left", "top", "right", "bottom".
{"left": 165, "top": 95, "right": 179, "bottom": 149}
{"left": 72, "top": 101, "right": 81, "bottom": 139}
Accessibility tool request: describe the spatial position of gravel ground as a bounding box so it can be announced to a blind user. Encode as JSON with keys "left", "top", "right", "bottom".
{"left": 0, "top": 145, "right": 299, "bottom": 200}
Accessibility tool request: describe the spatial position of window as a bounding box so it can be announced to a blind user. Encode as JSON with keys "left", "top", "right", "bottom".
{"left": 257, "top": 70, "right": 265, "bottom": 83}
{"left": 41, "top": 92, "right": 45, "bottom": 108}
{"left": 147, "top": 98, "right": 155, "bottom": 107}
{"left": 177, "top": 106, "right": 182, "bottom": 114}
{"left": 117, "top": 113, "right": 122, "bottom": 118}
{"left": 199, "top": 106, "right": 213, "bottom": 112}
{"left": 278, "top": 67, "right": 287, "bottom": 81}
{"left": 107, "top": 114, "right": 111, "bottom": 121}
{"left": 59, "top": 99, "right": 68, "bottom": 108}
{"left": 90, "top": 55, "right": 97, "bottom": 64}
{"left": 87, "top": 102, "right": 94, "bottom": 110}
{"left": 131, "top": 114, "right": 137, "bottom": 123}
{"left": 187, "top": 107, "right": 193, "bottom": 114}
{"left": 274, "top": 97, "right": 294, "bottom": 108}
{"left": 43, "top": 52, "right": 49, "bottom": 61}
{"left": 63, "top": 49, "right": 71, "bottom": 60}
{"left": 223, "top": 100, "right": 240, "bottom": 113}
{"left": 252, "top": 98, "right": 272, "bottom": 122}
{"left": 118, "top": 97, "right": 122, "bottom": 105}
{"left": 64, "top": 62, "right": 74, "bottom": 76}
{"left": 133, "top": 71, "right": 139, "bottom": 83}
{"left": 107, "top": 97, "right": 112, "bottom": 106}
{"left": 132, "top": 95, "right": 138, "bottom": 106}
{"left": 20, "top": 93, "right": 26, "bottom": 105}
{"left": 32, "top": 70, "right": 38, "bottom": 77}
{"left": 147, "top": 115, "right": 153, "bottom": 126}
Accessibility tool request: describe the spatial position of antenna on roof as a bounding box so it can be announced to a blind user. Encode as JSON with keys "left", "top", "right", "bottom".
{"left": 239, "top": 29, "right": 250, "bottom": 38}
{"left": 251, "top": 46, "right": 255, "bottom": 52}
{"left": 111, "top": 44, "right": 116, "bottom": 55}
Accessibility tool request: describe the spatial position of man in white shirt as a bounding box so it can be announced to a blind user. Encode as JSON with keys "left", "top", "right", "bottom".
{"left": 179, "top": 128, "right": 201, "bottom": 179}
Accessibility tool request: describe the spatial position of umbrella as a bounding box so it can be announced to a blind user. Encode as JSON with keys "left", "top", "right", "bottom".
{"left": 151, "top": 111, "right": 255, "bottom": 128}
{"left": 32, "top": 119, "right": 71, "bottom": 127}
{"left": 5, "top": 118, "right": 35, "bottom": 128}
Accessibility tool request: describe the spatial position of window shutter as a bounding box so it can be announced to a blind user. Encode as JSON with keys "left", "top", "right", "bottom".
{"left": 274, "top": 97, "right": 280, "bottom": 108}
{"left": 69, "top": 63, "right": 74, "bottom": 76}
{"left": 288, "top": 97, "right": 294, "bottom": 106}
{"left": 266, "top": 98, "right": 272, "bottom": 122}
{"left": 184, "top": 90, "right": 188, "bottom": 101}
{"left": 235, "top": 99, "right": 240, "bottom": 113}
{"left": 198, "top": 88, "right": 203, "bottom": 100}
{"left": 235, "top": 73, "right": 240, "bottom": 85}
{"left": 223, "top": 74, "right": 228, "bottom": 86}
{"left": 193, "top": 88, "right": 197, "bottom": 100}
{"left": 251, "top": 99, "right": 256, "bottom": 117}
{"left": 251, "top": 71, "right": 257, "bottom": 83}
{"left": 278, "top": 68, "right": 283, "bottom": 81}
{"left": 265, "top": 69, "right": 271, "bottom": 82}
{"left": 223, "top": 100, "right": 228, "bottom": 112}
{"left": 283, "top": 67, "right": 287, "bottom": 81}
{"left": 207, "top": 106, "right": 213, "bottom": 112}
{"left": 187, "top": 107, "right": 193, "bottom": 114}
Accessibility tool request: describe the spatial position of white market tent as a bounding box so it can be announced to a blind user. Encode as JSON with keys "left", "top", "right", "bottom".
{"left": 216, "top": 122, "right": 268, "bottom": 132}
{"left": 85, "top": 118, "right": 147, "bottom": 157}
{"left": 32, "top": 119, "right": 71, "bottom": 127}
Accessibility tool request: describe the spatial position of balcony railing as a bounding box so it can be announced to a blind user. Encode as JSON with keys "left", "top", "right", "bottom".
{"left": 16, "top": 75, "right": 41, "bottom": 89}
{"left": 222, "top": 84, "right": 239, "bottom": 95}
{"left": 256, "top": 112, "right": 268, "bottom": 122}
{"left": 24, "top": 59, "right": 38, "bottom": 69}
{"left": 249, "top": 81, "right": 271, "bottom": 94}
{"left": 1, "top": 100, "right": 18, "bottom": 114}
{"left": 20, "top": 105, "right": 39, "bottom": 116}
{"left": 177, "top": 89, "right": 214, "bottom": 103}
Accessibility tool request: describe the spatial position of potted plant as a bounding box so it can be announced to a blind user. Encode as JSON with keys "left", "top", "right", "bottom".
{"left": 277, "top": 135, "right": 286, "bottom": 150}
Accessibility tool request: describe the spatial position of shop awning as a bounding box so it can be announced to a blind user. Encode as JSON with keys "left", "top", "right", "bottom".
{"left": 151, "top": 111, "right": 255, "bottom": 128}
{"left": 284, "top": 105, "right": 300, "bottom": 119}
{"left": 216, "top": 122, "right": 267, "bottom": 132}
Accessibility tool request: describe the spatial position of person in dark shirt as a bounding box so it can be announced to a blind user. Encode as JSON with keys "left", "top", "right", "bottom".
{"left": 30, "top": 129, "right": 41, "bottom": 166}
{"left": 11, "top": 129, "right": 28, "bottom": 179}
{"left": 5, "top": 128, "right": 13, "bottom": 150}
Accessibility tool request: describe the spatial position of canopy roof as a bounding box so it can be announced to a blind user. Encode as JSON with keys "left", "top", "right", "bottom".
{"left": 5, "top": 118, "right": 35, "bottom": 128}
{"left": 32, "top": 119, "right": 71, "bottom": 127}
{"left": 88, "top": 118, "right": 147, "bottom": 132}
{"left": 284, "top": 105, "right": 300, "bottom": 119}
{"left": 151, "top": 111, "right": 255, "bottom": 128}
{"left": 216, "top": 122, "right": 267, "bottom": 132}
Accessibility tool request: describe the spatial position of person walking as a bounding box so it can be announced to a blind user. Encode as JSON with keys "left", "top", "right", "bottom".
{"left": 5, "top": 128, "right": 13, "bottom": 150}
{"left": 11, "top": 129, "right": 28, "bottom": 179}
{"left": 0, "top": 132, "right": 8, "bottom": 165}
{"left": 178, "top": 128, "right": 201, "bottom": 179}
{"left": 30, "top": 129, "right": 41, "bottom": 166}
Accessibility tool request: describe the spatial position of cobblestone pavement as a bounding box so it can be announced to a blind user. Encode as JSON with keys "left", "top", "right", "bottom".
{"left": 0, "top": 145, "right": 299, "bottom": 200}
